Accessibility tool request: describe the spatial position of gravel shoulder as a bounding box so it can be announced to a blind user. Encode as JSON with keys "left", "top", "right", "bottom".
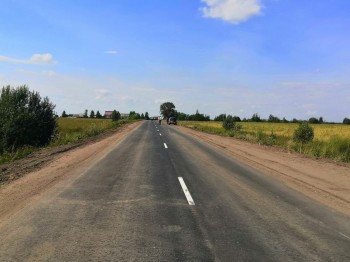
{"left": 0, "top": 121, "right": 349, "bottom": 227}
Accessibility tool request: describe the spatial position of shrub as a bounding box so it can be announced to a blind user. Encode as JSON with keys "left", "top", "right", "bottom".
{"left": 293, "top": 123, "right": 314, "bottom": 152}
{"left": 223, "top": 115, "right": 241, "bottom": 132}
{"left": 0, "top": 85, "right": 57, "bottom": 153}
{"left": 223, "top": 115, "right": 234, "bottom": 130}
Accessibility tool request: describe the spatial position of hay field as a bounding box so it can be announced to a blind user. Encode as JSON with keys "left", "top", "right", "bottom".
{"left": 179, "top": 121, "right": 350, "bottom": 162}
{"left": 179, "top": 121, "right": 350, "bottom": 141}
{"left": 53, "top": 118, "right": 129, "bottom": 145}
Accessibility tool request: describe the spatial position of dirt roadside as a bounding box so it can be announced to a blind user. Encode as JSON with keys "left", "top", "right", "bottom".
{"left": 0, "top": 121, "right": 143, "bottom": 225}
{"left": 178, "top": 126, "right": 350, "bottom": 216}
{"left": 0, "top": 121, "right": 349, "bottom": 225}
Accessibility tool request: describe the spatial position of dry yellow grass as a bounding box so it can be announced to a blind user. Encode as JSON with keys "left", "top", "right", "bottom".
{"left": 179, "top": 121, "right": 350, "bottom": 162}
{"left": 179, "top": 121, "right": 350, "bottom": 141}
{"left": 53, "top": 118, "right": 131, "bottom": 146}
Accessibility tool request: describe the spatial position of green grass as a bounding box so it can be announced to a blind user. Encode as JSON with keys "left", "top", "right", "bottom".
{"left": 0, "top": 146, "right": 35, "bottom": 165}
{"left": 179, "top": 121, "right": 350, "bottom": 162}
{"left": 0, "top": 118, "right": 135, "bottom": 165}
{"left": 51, "top": 118, "right": 131, "bottom": 146}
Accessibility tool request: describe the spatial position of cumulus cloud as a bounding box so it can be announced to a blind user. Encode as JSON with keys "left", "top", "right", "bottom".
{"left": 0, "top": 53, "right": 56, "bottom": 65}
{"left": 200, "top": 0, "right": 262, "bottom": 24}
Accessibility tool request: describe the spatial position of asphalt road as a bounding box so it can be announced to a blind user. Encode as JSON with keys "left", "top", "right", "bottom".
{"left": 0, "top": 121, "right": 349, "bottom": 261}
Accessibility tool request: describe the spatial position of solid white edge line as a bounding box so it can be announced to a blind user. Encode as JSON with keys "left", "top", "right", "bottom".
{"left": 178, "top": 177, "right": 195, "bottom": 205}
{"left": 164, "top": 143, "right": 168, "bottom": 148}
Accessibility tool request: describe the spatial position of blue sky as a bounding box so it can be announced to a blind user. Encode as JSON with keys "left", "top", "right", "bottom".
{"left": 1, "top": 0, "right": 349, "bottom": 121}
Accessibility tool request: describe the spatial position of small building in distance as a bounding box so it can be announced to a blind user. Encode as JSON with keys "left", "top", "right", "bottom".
{"left": 104, "top": 111, "right": 113, "bottom": 118}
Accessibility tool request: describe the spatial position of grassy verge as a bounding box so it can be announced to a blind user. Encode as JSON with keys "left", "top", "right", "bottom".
{"left": 51, "top": 118, "right": 132, "bottom": 146}
{"left": 0, "top": 118, "right": 135, "bottom": 165}
{"left": 179, "top": 121, "right": 350, "bottom": 163}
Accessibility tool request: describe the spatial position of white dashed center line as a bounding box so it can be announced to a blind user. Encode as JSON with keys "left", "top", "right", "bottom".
{"left": 178, "top": 177, "right": 195, "bottom": 205}
{"left": 339, "top": 232, "right": 350, "bottom": 240}
{"left": 164, "top": 143, "right": 168, "bottom": 149}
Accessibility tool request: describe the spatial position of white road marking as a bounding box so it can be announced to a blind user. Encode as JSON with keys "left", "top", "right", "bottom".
{"left": 164, "top": 143, "right": 168, "bottom": 149}
{"left": 160, "top": 133, "right": 162, "bottom": 136}
{"left": 339, "top": 232, "right": 350, "bottom": 240}
{"left": 178, "top": 177, "right": 195, "bottom": 205}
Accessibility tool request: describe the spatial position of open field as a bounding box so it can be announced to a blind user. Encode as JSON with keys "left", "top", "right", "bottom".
{"left": 179, "top": 121, "right": 350, "bottom": 162}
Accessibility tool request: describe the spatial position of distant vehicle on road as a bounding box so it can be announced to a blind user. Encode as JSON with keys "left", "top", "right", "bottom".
{"left": 168, "top": 117, "right": 177, "bottom": 125}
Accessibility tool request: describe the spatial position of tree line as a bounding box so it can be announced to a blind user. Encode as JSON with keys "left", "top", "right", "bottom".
{"left": 160, "top": 102, "right": 350, "bottom": 124}
{"left": 215, "top": 113, "right": 350, "bottom": 125}
{"left": 61, "top": 110, "right": 150, "bottom": 121}
{"left": 160, "top": 102, "right": 210, "bottom": 121}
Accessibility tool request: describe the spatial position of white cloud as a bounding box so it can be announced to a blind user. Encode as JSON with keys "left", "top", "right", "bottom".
{"left": 104, "top": 50, "right": 117, "bottom": 55}
{"left": 115, "top": 95, "right": 136, "bottom": 104}
{"left": 42, "top": 70, "right": 56, "bottom": 77}
{"left": 16, "top": 68, "right": 56, "bottom": 77}
{"left": 95, "top": 88, "right": 111, "bottom": 99}
{"left": 0, "top": 53, "right": 56, "bottom": 65}
{"left": 200, "top": 0, "right": 262, "bottom": 24}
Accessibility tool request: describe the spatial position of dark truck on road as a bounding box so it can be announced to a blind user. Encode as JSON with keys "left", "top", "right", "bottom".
{"left": 168, "top": 117, "right": 177, "bottom": 125}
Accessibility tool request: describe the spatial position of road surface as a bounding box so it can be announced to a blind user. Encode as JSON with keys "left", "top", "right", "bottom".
{"left": 0, "top": 121, "right": 349, "bottom": 261}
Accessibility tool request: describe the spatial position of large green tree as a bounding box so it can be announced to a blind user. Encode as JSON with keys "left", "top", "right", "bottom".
{"left": 160, "top": 102, "right": 175, "bottom": 119}
{"left": 145, "top": 112, "right": 149, "bottom": 120}
{"left": 96, "top": 110, "right": 102, "bottom": 118}
{"left": 0, "top": 85, "right": 57, "bottom": 153}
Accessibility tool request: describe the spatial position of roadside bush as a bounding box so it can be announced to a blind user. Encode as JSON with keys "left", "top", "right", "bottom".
{"left": 223, "top": 115, "right": 241, "bottom": 132}
{"left": 223, "top": 115, "right": 234, "bottom": 130}
{"left": 0, "top": 85, "right": 57, "bottom": 153}
{"left": 293, "top": 123, "right": 314, "bottom": 143}
{"left": 293, "top": 123, "right": 314, "bottom": 152}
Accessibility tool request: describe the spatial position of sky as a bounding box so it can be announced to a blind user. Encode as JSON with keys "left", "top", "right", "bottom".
{"left": 1, "top": 0, "right": 350, "bottom": 122}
